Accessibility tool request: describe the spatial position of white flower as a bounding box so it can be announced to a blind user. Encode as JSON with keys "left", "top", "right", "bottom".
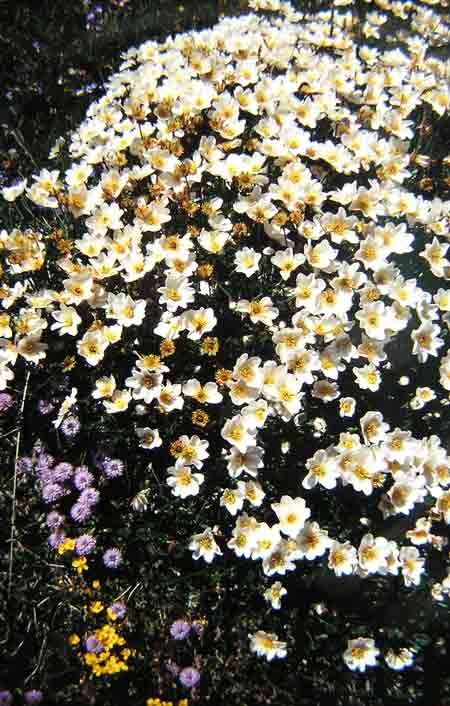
{"left": 385, "top": 648, "right": 415, "bottom": 671}
{"left": 411, "top": 322, "right": 444, "bottom": 362}
{"left": 234, "top": 247, "right": 262, "bottom": 277}
{"left": 296, "top": 521, "right": 332, "bottom": 560}
{"left": 92, "top": 375, "right": 116, "bottom": 399}
{"left": 271, "top": 247, "right": 304, "bottom": 280}
{"left": 157, "top": 274, "right": 195, "bottom": 312}
{"left": 105, "top": 292, "right": 147, "bottom": 327}
{"left": 358, "top": 533, "right": 390, "bottom": 573}
{"left": 237, "top": 479, "right": 266, "bottom": 506}
{"left": 189, "top": 528, "right": 222, "bottom": 563}
{"left": 249, "top": 630, "right": 287, "bottom": 661}
{"left": 263, "top": 581, "right": 287, "bottom": 610}
{"left": 226, "top": 445, "right": 264, "bottom": 479}
{"left": 271, "top": 495, "right": 311, "bottom": 538}
{"left": 50, "top": 305, "right": 82, "bottom": 336}
{"left": 126, "top": 368, "right": 163, "bottom": 404}
{"left": 136, "top": 427, "right": 162, "bottom": 449}
{"left": 17, "top": 335, "right": 48, "bottom": 363}
{"left": 77, "top": 330, "right": 109, "bottom": 366}
{"left": 157, "top": 382, "right": 184, "bottom": 413}
{"left": 183, "top": 308, "right": 217, "bottom": 340}
{"left": 221, "top": 414, "right": 257, "bottom": 453}
{"left": 174, "top": 435, "right": 209, "bottom": 469}
{"left": 399, "top": 546, "right": 426, "bottom": 586}
{"left": 53, "top": 388, "right": 77, "bottom": 429}
{"left": 339, "top": 397, "right": 356, "bottom": 417}
{"left": 103, "top": 389, "right": 131, "bottom": 413}
{"left": 360, "top": 410, "right": 390, "bottom": 445}
{"left": 328, "top": 541, "right": 358, "bottom": 576}
{"left": 182, "top": 379, "right": 223, "bottom": 404}
{"left": 220, "top": 486, "right": 245, "bottom": 515}
{"left": 343, "top": 637, "right": 380, "bottom": 672}
{"left": 353, "top": 363, "right": 381, "bottom": 391}
{"left": 303, "top": 450, "right": 339, "bottom": 490}
{"left": 2, "top": 179, "right": 27, "bottom": 202}
{"left": 235, "top": 297, "right": 279, "bottom": 326}
{"left": 167, "top": 465, "right": 204, "bottom": 498}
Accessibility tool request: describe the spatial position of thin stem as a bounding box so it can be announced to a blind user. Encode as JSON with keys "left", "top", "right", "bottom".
{"left": 7, "top": 371, "right": 31, "bottom": 599}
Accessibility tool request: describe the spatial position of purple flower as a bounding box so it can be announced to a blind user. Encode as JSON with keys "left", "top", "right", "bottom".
{"left": 79, "top": 487, "right": 99, "bottom": 505}
{"left": 170, "top": 620, "right": 191, "bottom": 641}
{"left": 103, "top": 548, "right": 122, "bottom": 568}
{"left": 17, "top": 456, "right": 34, "bottom": 474}
{"left": 75, "top": 534, "right": 96, "bottom": 556}
{"left": 179, "top": 666, "right": 201, "bottom": 688}
{"left": 46, "top": 511, "right": 64, "bottom": 529}
{"left": 85, "top": 635, "right": 103, "bottom": 654}
{"left": 24, "top": 691, "right": 43, "bottom": 705}
{"left": 0, "top": 691, "right": 12, "bottom": 706}
{"left": 60, "top": 415, "right": 80, "bottom": 437}
{"left": 73, "top": 467, "right": 94, "bottom": 490}
{"left": 109, "top": 601, "right": 126, "bottom": 619}
{"left": 70, "top": 501, "right": 94, "bottom": 523}
{"left": 42, "top": 482, "right": 68, "bottom": 503}
{"left": 53, "top": 462, "right": 73, "bottom": 483}
{"left": 102, "top": 457, "right": 124, "bottom": 479}
{"left": 36, "top": 453, "right": 54, "bottom": 473}
{"left": 166, "top": 661, "right": 181, "bottom": 677}
{"left": 48, "top": 529, "right": 66, "bottom": 548}
{"left": 0, "top": 392, "right": 14, "bottom": 412}
{"left": 37, "top": 399, "right": 54, "bottom": 415}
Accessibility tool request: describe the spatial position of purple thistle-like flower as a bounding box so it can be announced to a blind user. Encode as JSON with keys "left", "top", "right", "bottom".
{"left": 53, "top": 462, "right": 74, "bottom": 483}
{"left": 17, "top": 456, "right": 34, "bottom": 474}
{"left": 79, "top": 487, "right": 100, "bottom": 505}
{"left": 36, "top": 453, "right": 54, "bottom": 473}
{"left": 0, "top": 392, "right": 14, "bottom": 412}
{"left": 24, "top": 690, "right": 43, "bottom": 705}
{"left": 75, "top": 534, "right": 96, "bottom": 556}
{"left": 48, "top": 529, "right": 66, "bottom": 548}
{"left": 166, "top": 661, "right": 181, "bottom": 677}
{"left": 70, "top": 501, "right": 94, "bottom": 523}
{"left": 60, "top": 415, "right": 80, "bottom": 437}
{"left": 103, "top": 547, "right": 122, "bottom": 568}
{"left": 0, "top": 691, "right": 12, "bottom": 706}
{"left": 179, "top": 666, "right": 201, "bottom": 688}
{"left": 42, "top": 482, "right": 68, "bottom": 503}
{"left": 170, "top": 620, "right": 191, "bottom": 641}
{"left": 102, "top": 457, "right": 124, "bottom": 479}
{"left": 109, "top": 601, "right": 126, "bottom": 619}
{"left": 85, "top": 635, "right": 103, "bottom": 654}
{"left": 37, "top": 398, "right": 55, "bottom": 415}
{"left": 73, "top": 467, "right": 94, "bottom": 490}
{"left": 46, "top": 511, "right": 65, "bottom": 529}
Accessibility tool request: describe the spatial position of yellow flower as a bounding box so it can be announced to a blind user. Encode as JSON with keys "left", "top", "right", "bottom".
{"left": 68, "top": 633, "right": 80, "bottom": 646}
{"left": 92, "top": 580, "right": 101, "bottom": 589}
{"left": 191, "top": 409, "right": 209, "bottom": 427}
{"left": 58, "top": 538, "right": 76, "bottom": 555}
{"left": 72, "top": 557, "right": 88, "bottom": 574}
{"left": 200, "top": 336, "right": 219, "bottom": 356}
{"left": 160, "top": 339, "right": 176, "bottom": 357}
{"left": 197, "top": 263, "right": 214, "bottom": 279}
{"left": 215, "top": 368, "right": 232, "bottom": 385}
{"left": 89, "top": 601, "right": 104, "bottom": 614}
{"left": 62, "top": 355, "right": 76, "bottom": 372}
{"left": 107, "top": 607, "right": 118, "bottom": 621}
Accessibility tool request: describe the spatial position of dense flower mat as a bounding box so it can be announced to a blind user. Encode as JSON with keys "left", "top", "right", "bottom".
{"left": 1, "top": 0, "right": 450, "bottom": 703}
